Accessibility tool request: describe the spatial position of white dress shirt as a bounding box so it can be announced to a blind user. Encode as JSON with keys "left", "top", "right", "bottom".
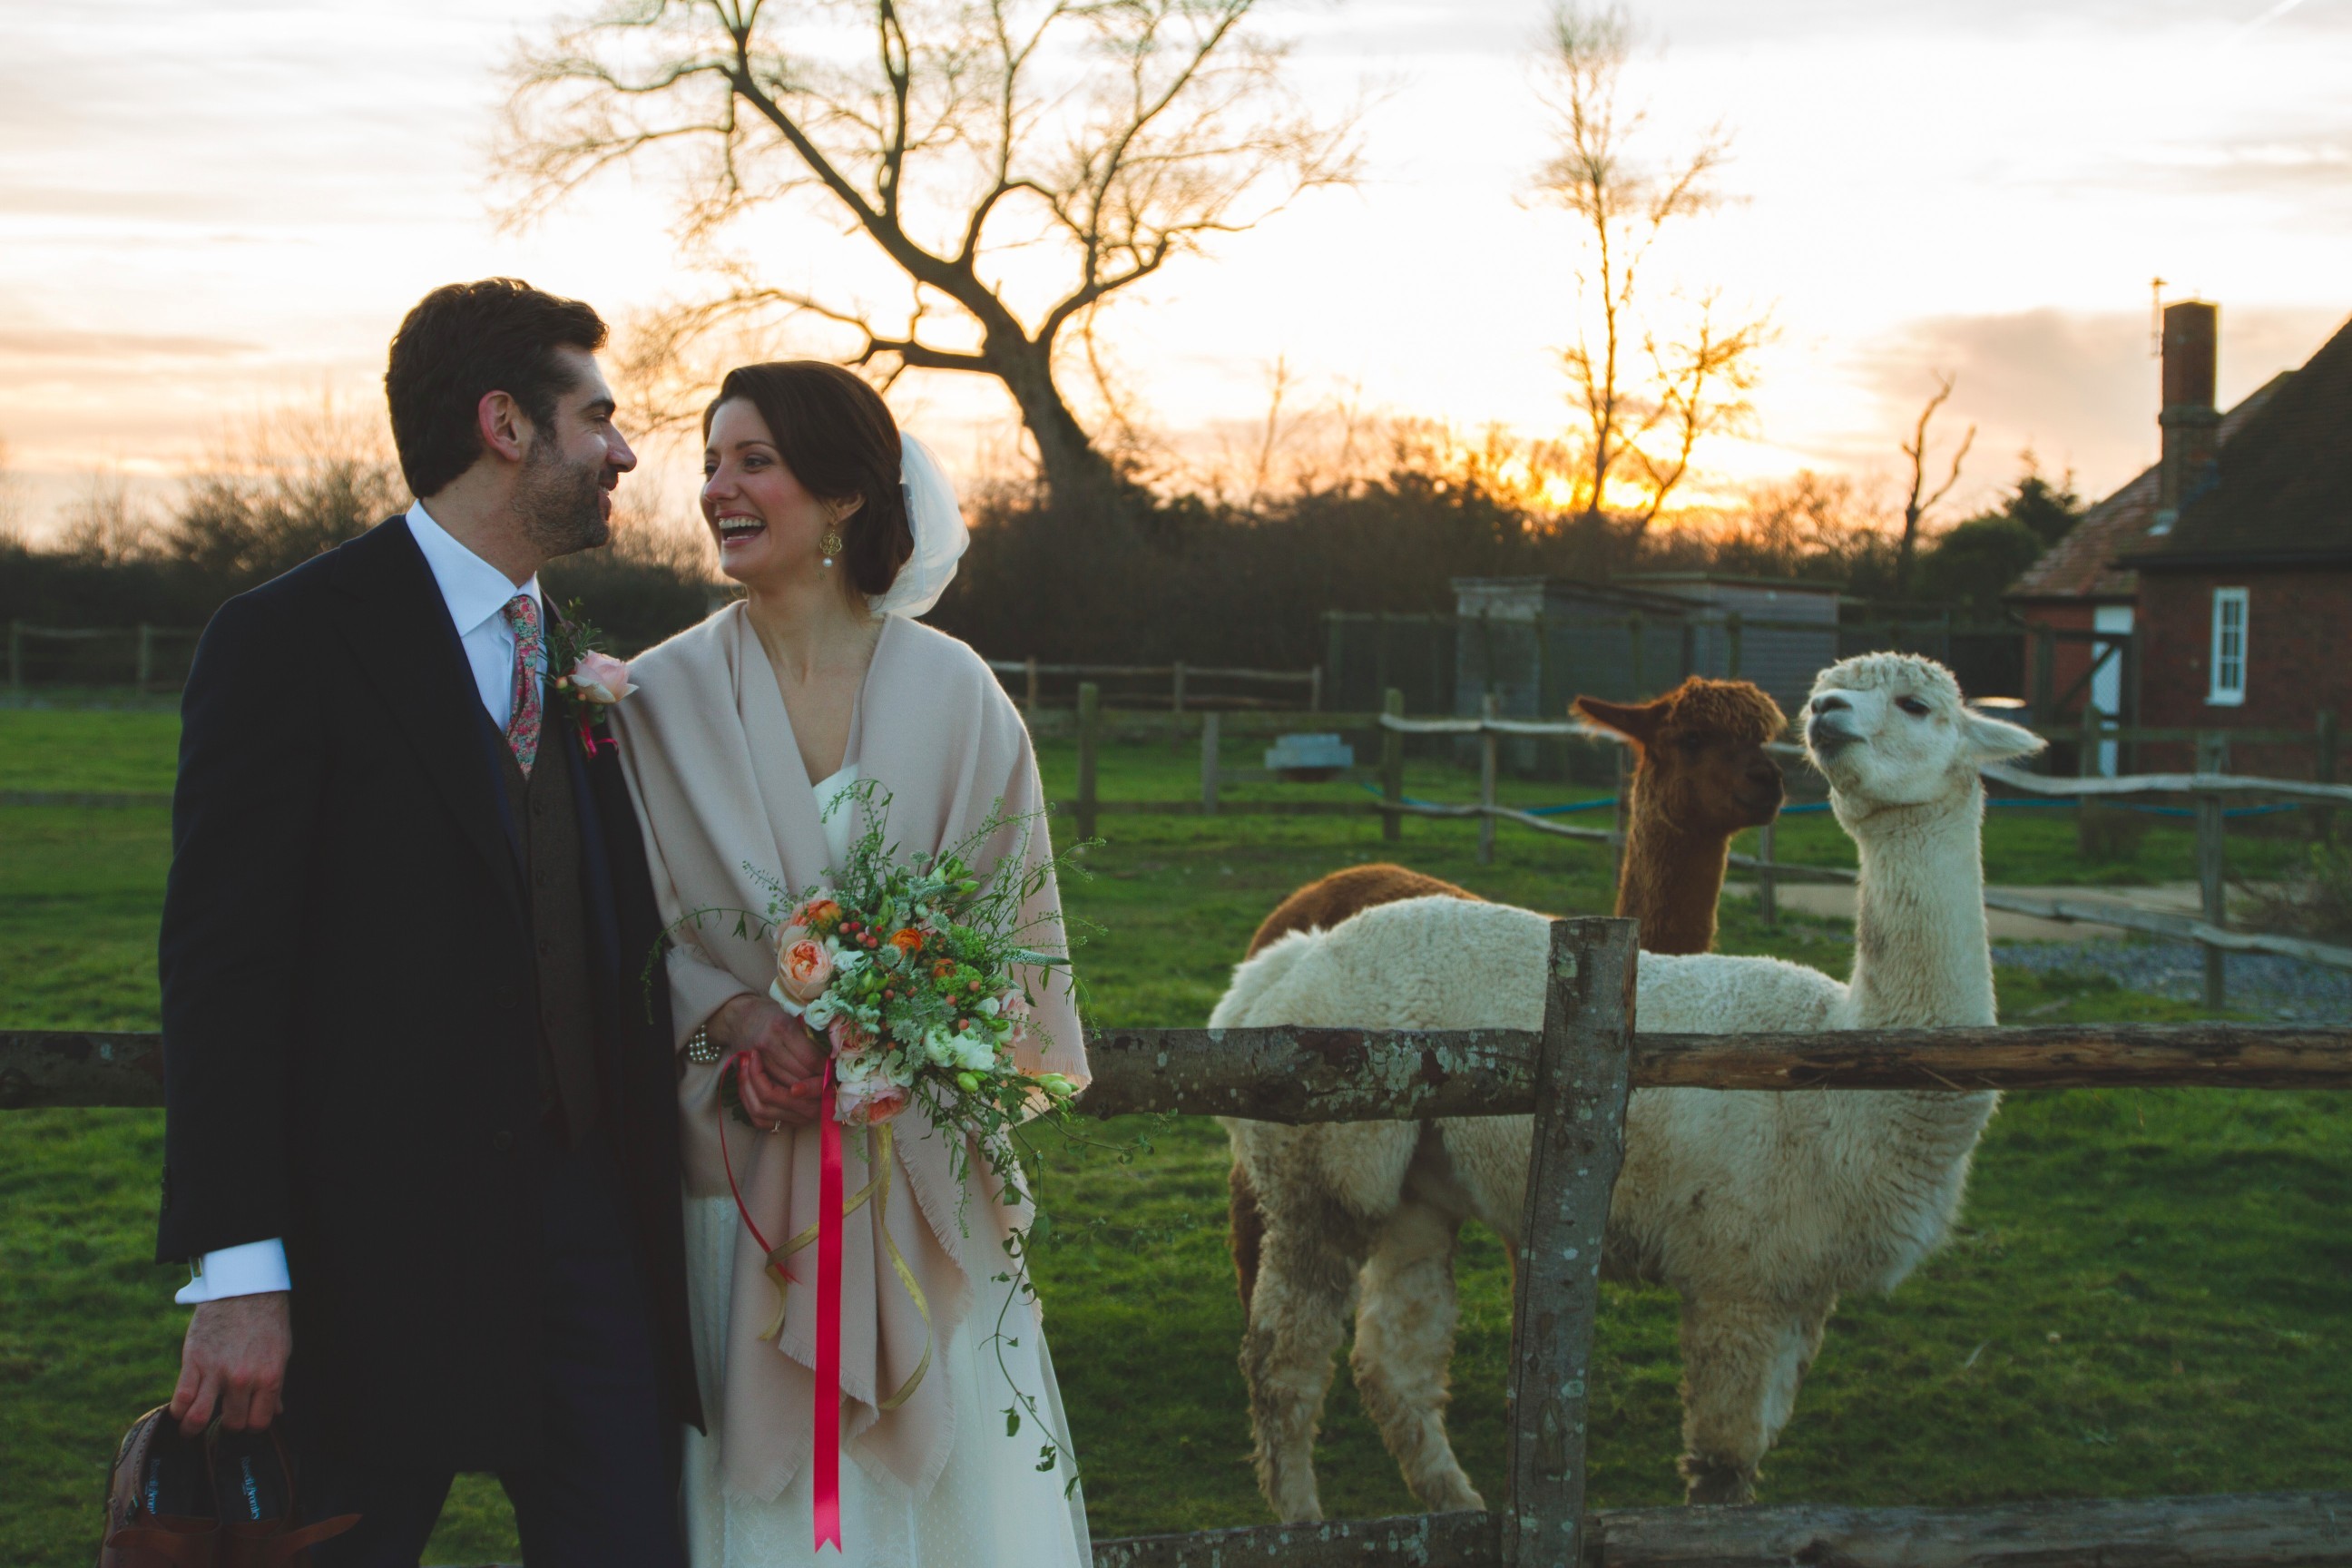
{"left": 176, "top": 501, "right": 544, "bottom": 1305}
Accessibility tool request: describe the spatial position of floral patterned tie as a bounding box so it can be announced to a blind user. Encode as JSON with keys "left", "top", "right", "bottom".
{"left": 501, "top": 593, "right": 545, "bottom": 776}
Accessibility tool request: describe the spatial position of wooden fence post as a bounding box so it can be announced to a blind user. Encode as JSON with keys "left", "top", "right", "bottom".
{"left": 1171, "top": 660, "right": 1186, "bottom": 714}
{"left": 1724, "top": 611, "right": 1744, "bottom": 680}
{"left": 1308, "top": 663, "right": 1323, "bottom": 714}
{"left": 1628, "top": 613, "right": 1646, "bottom": 698}
{"left": 1199, "top": 710, "right": 1220, "bottom": 816}
{"left": 2316, "top": 710, "right": 2337, "bottom": 845}
{"left": 1381, "top": 688, "right": 1405, "bottom": 845}
{"left": 6, "top": 621, "right": 20, "bottom": 695}
{"left": 135, "top": 624, "right": 153, "bottom": 695}
{"left": 1478, "top": 692, "right": 1499, "bottom": 866}
{"left": 1758, "top": 819, "right": 1778, "bottom": 928}
{"left": 1502, "top": 916, "right": 1636, "bottom": 1568}
{"left": 1024, "top": 655, "right": 1040, "bottom": 714}
{"left": 2197, "top": 730, "right": 2229, "bottom": 1010}
{"left": 2079, "top": 702, "right": 2102, "bottom": 779}
{"left": 1076, "top": 682, "right": 1101, "bottom": 843}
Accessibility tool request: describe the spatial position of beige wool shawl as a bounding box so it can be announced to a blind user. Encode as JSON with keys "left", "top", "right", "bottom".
{"left": 611, "top": 604, "right": 1088, "bottom": 1501}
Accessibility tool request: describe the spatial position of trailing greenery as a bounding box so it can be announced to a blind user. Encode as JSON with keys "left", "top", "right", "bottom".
{"left": 2, "top": 714, "right": 2341, "bottom": 1565}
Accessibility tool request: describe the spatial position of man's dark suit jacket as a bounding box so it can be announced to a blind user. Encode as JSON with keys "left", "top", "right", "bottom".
{"left": 156, "top": 514, "right": 701, "bottom": 1469}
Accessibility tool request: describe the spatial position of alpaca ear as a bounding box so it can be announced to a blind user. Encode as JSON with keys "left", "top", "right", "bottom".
{"left": 1961, "top": 708, "right": 2046, "bottom": 764}
{"left": 1574, "top": 695, "right": 1662, "bottom": 744}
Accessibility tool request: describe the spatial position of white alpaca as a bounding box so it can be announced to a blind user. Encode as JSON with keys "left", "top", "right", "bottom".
{"left": 1218, "top": 653, "right": 2045, "bottom": 1517}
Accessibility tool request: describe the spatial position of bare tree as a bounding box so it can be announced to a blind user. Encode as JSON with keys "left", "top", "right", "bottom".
{"left": 59, "top": 474, "right": 159, "bottom": 569}
{"left": 1534, "top": 3, "right": 1769, "bottom": 534}
{"left": 1897, "top": 370, "right": 1975, "bottom": 587}
{"left": 503, "top": 0, "right": 1359, "bottom": 505}
{"left": 0, "top": 437, "right": 24, "bottom": 547}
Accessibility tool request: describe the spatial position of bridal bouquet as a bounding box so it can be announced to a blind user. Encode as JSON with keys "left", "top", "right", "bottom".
{"left": 726, "top": 778, "right": 1082, "bottom": 1141}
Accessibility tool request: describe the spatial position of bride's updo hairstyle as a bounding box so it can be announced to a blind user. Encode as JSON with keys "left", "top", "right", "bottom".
{"left": 706, "top": 361, "right": 915, "bottom": 598}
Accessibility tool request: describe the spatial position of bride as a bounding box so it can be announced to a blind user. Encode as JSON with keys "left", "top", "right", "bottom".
{"left": 610, "top": 362, "right": 1092, "bottom": 1567}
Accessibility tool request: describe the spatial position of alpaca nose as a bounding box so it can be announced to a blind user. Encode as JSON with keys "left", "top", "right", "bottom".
{"left": 1810, "top": 694, "right": 1848, "bottom": 715}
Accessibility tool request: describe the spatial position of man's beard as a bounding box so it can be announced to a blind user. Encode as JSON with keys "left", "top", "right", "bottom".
{"left": 515, "top": 434, "right": 611, "bottom": 558}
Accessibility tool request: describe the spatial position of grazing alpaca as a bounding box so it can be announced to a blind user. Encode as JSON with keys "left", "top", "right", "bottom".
{"left": 1228, "top": 678, "right": 1786, "bottom": 1304}
{"left": 1218, "top": 654, "right": 2043, "bottom": 1518}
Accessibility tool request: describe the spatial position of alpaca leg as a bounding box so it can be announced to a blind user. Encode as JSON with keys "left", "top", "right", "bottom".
{"left": 1241, "top": 1196, "right": 1377, "bottom": 1523}
{"left": 1673, "top": 1291, "right": 1830, "bottom": 1504}
{"left": 1349, "top": 1200, "right": 1483, "bottom": 1513}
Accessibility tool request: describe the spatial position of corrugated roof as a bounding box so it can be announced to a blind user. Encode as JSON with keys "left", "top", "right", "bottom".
{"left": 2126, "top": 314, "right": 2352, "bottom": 570}
{"left": 2008, "top": 372, "right": 2293, "bottom": 602}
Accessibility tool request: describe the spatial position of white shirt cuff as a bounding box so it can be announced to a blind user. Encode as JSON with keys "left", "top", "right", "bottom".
{"left": 175, "top": 1238, "right": 291, "bottom": 1304}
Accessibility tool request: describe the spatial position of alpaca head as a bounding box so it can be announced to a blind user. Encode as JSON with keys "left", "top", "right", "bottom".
{"left": 1576, "top": 677, "right": 1788, "bottom": 836}
{"left": 1803, "top": 653, "right": 2044, "bottom": 818}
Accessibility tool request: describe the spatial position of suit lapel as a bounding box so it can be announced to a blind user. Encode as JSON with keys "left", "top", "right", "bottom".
{"left": 329, "top": 517, "right": 525, "bottom": 926}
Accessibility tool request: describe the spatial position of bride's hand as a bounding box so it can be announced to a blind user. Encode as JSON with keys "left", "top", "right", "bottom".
{"left": 707, "top": 995, "right": 827, "bottom": 1129}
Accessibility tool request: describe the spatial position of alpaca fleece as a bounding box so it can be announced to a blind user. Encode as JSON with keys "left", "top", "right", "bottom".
{"left": 1219, "top": 653, "right": 2044, "bottom": 1517}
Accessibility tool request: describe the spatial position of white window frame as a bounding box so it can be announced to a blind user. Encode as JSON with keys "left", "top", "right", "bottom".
{"left": 2208, "top": 587, "right": 2249, "bottom": 707}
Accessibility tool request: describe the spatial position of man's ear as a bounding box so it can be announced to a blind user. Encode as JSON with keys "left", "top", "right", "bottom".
{"left": 476, "top": 391, "right": 531, "bottom": 464}
{"left": 1575, "top": 694, "right": 1664, "bottom": 745}
{"left": 1963, "top": 709, "right": 2047, "bottom": 764}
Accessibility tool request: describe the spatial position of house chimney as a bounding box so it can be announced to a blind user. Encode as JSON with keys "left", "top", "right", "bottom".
{"left": 2156, "top": 300, "right": 2220, "bottom": 524}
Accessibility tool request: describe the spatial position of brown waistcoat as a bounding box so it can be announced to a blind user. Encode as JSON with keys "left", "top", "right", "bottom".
{"left": 497, "top": 709, "right": 601, "bottom": 1144}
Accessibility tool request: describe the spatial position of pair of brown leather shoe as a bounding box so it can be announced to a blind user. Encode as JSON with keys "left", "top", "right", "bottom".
{"left": 99, "top": 1408, "right": 358, "bottom": 1568}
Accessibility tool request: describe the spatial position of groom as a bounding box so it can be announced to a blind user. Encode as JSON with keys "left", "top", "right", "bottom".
{"left": 158, "top": 279, "right": 701, "bottom": 1565}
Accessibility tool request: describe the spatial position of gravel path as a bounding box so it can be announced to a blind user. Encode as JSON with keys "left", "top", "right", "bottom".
{"left": 1992, "top": 938, "right": 2352, "bottom": 1024}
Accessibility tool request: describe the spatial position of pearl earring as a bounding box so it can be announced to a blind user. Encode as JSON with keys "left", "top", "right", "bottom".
{"left": 820, "top": 529, "right": 845, "bottom": 567}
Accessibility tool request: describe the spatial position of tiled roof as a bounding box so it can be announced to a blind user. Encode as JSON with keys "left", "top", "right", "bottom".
{"left": 2008, "top": 372, "right": 2294, "bottom": 601}
{"left": 2127, "top": 314, "right": 2352, "bottom": 570}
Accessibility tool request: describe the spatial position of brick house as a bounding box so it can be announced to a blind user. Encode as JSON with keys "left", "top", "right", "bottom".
{"left": 2122, "top": 312, "right": 2352, "bottom": 775}
{"left": 2008, "top": 301, "right": 2348, "bottom": 775}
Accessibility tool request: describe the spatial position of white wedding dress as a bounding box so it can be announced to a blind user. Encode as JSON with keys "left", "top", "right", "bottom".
{"left": 681, "top": 766, "right": 1093, "bottom": 1568}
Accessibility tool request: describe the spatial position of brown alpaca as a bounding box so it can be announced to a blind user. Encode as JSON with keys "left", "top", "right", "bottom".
{"left": 1229, "top": 676, "right": 1788, "bottom": 1304}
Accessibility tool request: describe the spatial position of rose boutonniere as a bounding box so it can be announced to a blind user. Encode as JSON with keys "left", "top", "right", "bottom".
{"left": 546, "top": 601, "right": 633, "bottom": 753}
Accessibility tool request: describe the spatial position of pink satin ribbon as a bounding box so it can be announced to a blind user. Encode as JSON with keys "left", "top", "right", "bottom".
{"left": 814, "top": 1059, "right": 845, "bottom": 1553}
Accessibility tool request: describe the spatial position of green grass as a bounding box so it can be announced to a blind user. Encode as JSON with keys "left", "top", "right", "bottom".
{"left": 4, "top": 713, "right": 2347, "bottom": 1563}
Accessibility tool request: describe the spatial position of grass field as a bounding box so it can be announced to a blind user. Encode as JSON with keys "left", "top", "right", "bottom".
{"left": 4, "top": 709, "right": 2347, "bottom": 1565}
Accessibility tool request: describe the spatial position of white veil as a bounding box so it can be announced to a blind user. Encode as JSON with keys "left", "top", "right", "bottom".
{"left": 869, "top": 433, "right": 968, "bottom": 620}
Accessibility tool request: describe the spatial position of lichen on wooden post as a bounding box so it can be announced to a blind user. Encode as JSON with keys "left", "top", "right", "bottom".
{"left": 1502, "top": 917, "right": 1636, "bottom": 1568}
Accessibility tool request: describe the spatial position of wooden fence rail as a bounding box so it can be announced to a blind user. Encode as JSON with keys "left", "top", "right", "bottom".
{"left": 988, "top": 657, "right": 1321, "bottom": 715}
{"left": 6, "top": 621, "right": 204, "bottom": 694}
{"left": 8, "top": 922, "right": 2351, "bottom": 1566}
{"left": 12, "top": 1021, "right": 2352, "bottom": 1116}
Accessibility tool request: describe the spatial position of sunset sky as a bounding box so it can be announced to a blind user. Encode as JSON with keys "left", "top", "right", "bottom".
{"left": 5, "top": 0, "right": 2349, "bottom": 540}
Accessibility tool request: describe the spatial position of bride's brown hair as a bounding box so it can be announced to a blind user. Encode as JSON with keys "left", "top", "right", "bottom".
{"left": 705, "top": 362, "right": 914, "bottom": 597}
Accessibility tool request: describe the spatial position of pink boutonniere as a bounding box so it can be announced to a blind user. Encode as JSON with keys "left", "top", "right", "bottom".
{"left": 546, "top": 603, "right": 632, "bottom": 754}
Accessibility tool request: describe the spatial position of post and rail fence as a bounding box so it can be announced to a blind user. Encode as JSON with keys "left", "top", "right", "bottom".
{"left": 7, "top": 919, "right": 2350, "bottom": 1564}
{"left": 1037, "top": 686, "right": 2352, "bottom": 1008}
{"left": 986, "top": 657, "right": 1322, "bottom": 716}
{"left": 6, "top": 622, "right": 204, "bottom": 696}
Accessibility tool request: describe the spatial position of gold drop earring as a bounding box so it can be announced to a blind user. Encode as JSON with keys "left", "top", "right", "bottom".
{"left": 820, "top": 512, "right": 846, "bottom": 569}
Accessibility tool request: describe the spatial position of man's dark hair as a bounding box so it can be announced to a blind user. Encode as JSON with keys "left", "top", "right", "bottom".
{"left": 704, "top": 362, "right": 913, "bottom": 598}
{"left": 384, "top": 279, "right": 608, "bottom": 499}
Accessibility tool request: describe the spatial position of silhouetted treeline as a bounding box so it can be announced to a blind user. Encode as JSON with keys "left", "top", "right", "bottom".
{"left": 6, "top": 429, "right": 2079, "bottom": 681}
{"left": 2, "top": 451, "right": 710, "bottom": 658}
{"left": 929, "top": 458, "right": 2082, "bottom": 668}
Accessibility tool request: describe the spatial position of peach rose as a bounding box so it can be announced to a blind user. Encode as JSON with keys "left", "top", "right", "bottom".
{"left": 568, "top": 651, "right": 635, "bottom": 705}
{"left": 837, "top": 1078, "right": 909, "bottom": 1127}
{"left": 888, "top": 927, "right": 925, "bottom": 957}
{"left": 776, "top": 929, "right": 835, "bottom": 1004}
{"left": 827, "top": 1015, "right": 874, "bottom": 1061}
{"left": 798, "top": 897, "right": 842, "bottom": 931}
